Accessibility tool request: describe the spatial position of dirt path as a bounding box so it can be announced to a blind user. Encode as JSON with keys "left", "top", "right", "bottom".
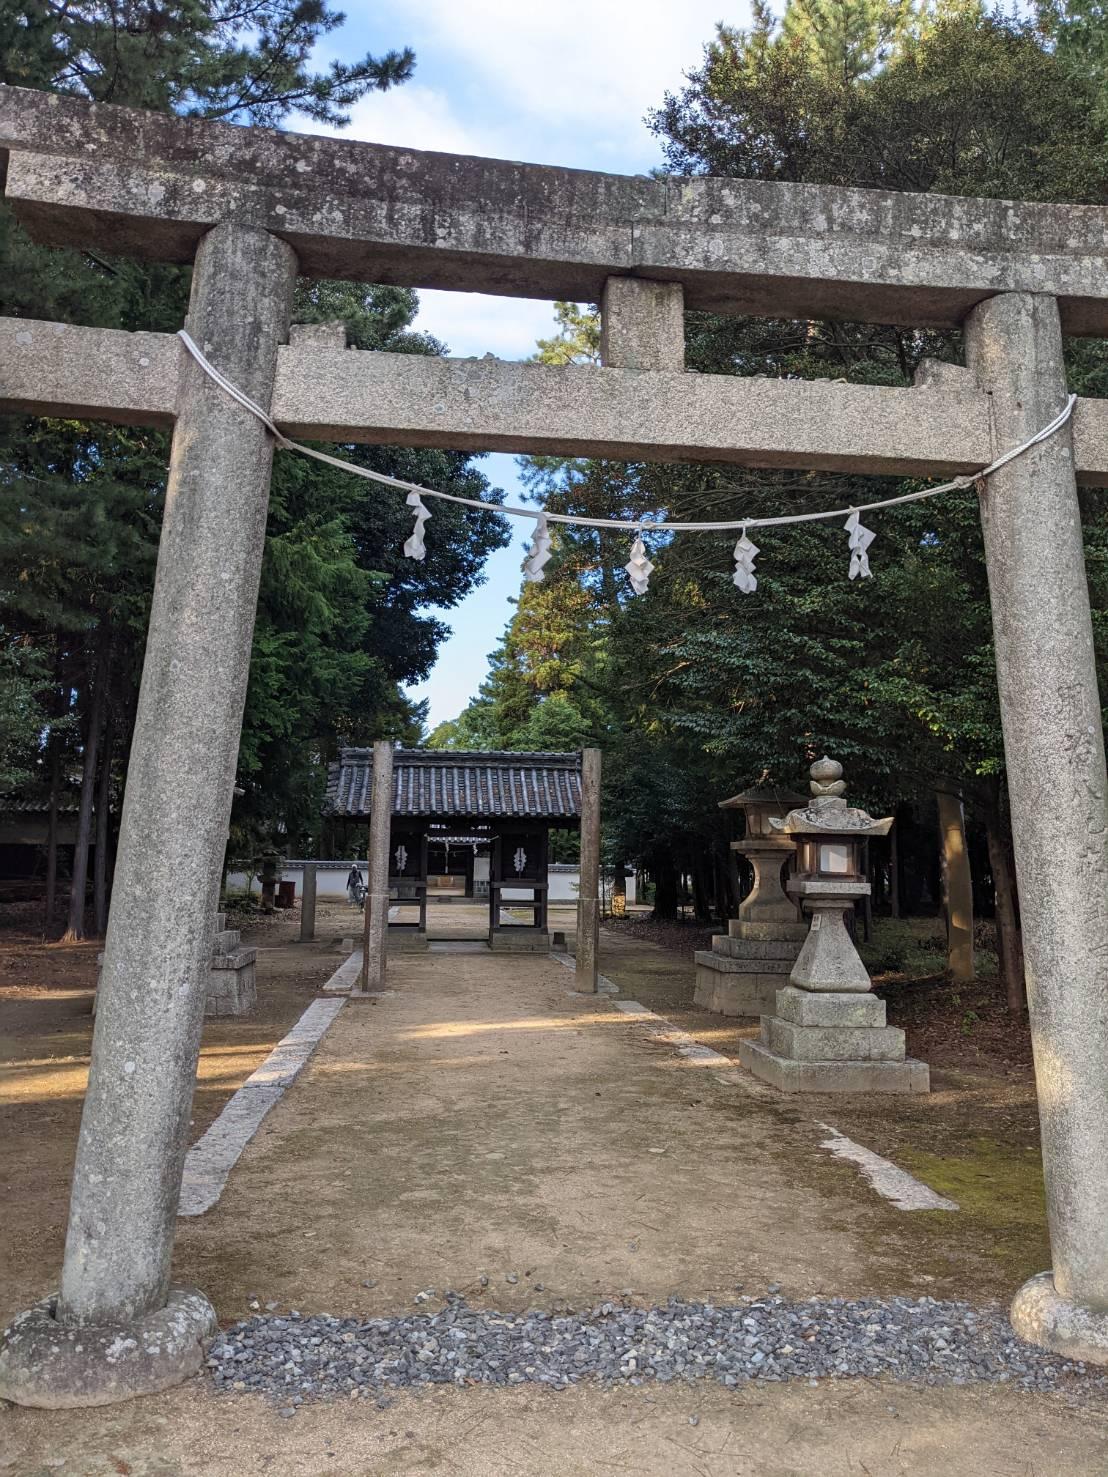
{"left": 171, "top": 947, "right": 896, "bottom": 1318}
{"left": 6, "top": 1376, "right": 1107, "bottom": 1476}
{"left": 3, "top": 920, "right": 1098, "bottom": 1474}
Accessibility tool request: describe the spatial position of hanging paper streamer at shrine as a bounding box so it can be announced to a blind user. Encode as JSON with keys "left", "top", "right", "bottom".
{"left": 732, "top": 532, "right": 759, "bottom": 593}
{"left": 404, "top": 491, "right": 431, "bottom": 561}
{"left": 521, "top": 514, "right": 553, "bottom": 583}
{"left": 625, "top": 534, "right": 654, "bottom": 595}
{"left": 844, "top": 510, "right": 875, "bottom": 580}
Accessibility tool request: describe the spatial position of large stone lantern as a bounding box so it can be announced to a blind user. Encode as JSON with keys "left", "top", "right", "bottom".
{"left": 693, "top": 779, "right": 807, "bottom": 1017}
{"left": 738, "top": 758, "right": 930, "bottom": 1093}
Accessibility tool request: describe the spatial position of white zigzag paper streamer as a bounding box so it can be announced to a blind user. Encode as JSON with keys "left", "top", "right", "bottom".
{"left": 522, "top": 514, "right": 553, "bottom": 583}
{"left": 403, "top": 490, "right": 431, "bottom": 561}
{"left": 732, "top": 532, "right": 759, "bottom": 593}
{"left": 625, "top": 534, "right": 654, "bottom": 596}
{"left": 844, "top": 510, "right": 875, "bottom": 580}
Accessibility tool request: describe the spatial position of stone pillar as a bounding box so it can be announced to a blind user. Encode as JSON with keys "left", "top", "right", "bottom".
{"left": 600, "top": 278, "right": 684, "bottom": 371}
{"left": 575, "top": 748, "right": 602, "bottom": 993}
{"left": 0, "top": 223, "right": 297, "bottom": 1407}
{"left": 300, "top": 863, "right": 317, "bottom": 944}
{"left": 356, "top": 741, "right": 394, "bottom": 996}
{"left": 965, "top": 291, "right": 1108, "bottom": 1364}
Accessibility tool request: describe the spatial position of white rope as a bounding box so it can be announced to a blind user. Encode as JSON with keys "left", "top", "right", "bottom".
{"left": 177, "top": 330, "right": 1076, "bottom": 534}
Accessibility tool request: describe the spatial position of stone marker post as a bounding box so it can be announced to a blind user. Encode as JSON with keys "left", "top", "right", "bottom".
{"left": 0, "top": 222, "right": 297, "bottom": 1407}
{"left": 356, "top": 741, "right": 394, "bottom": 996}
{"left": 300, "top": 863, "right": 317, "bottom": 944}
{"left": 575, "top": 747, "right": 602, "bottom": 993}
{"left": 966, "top": 292, "right": 1108, "bottom": 1363}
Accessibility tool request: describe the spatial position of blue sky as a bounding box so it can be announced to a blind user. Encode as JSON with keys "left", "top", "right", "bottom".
{"left": 311, "top": 1, "right": 754, "bottom": 729}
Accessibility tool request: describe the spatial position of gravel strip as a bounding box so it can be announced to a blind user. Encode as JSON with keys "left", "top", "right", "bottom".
{"left": 207, "top": 1295, "right": 1108, "bottom": 1409}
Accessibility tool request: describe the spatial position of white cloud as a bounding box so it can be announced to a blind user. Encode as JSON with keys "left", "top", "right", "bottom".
{"left": 414, "top": 289, "right": 559, "bottom": 361}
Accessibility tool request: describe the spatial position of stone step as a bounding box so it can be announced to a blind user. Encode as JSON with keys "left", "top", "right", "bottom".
{"left": 696, "top": 949, "right": 793, "bottom": 975}
{"left": 762, "top": 1015, "right": 906, "bottom": 1063}
{"left": 775, "top": 985, "right": 886, "bottom": 1029}
{"left": 738, "top": 1037, "right": 929, "bottom": 1094}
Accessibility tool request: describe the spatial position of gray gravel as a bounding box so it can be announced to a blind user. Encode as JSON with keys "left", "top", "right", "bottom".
{"left": 206, "top": 1294, "right": 1108, "bottom": 1408}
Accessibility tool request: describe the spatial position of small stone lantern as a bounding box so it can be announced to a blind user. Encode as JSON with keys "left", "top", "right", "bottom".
{"left": 693, "top": 778, "right": 807, "bottom": 1018}
{"left": 738, "top": 758, "right": 930, "bottom": 1093}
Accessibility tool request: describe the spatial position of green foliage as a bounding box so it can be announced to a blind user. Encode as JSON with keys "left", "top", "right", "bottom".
{"left": 0, "top": 4, "right": 510, "bottom": 888}
{"left": 440, "top": 6, "right": 1108, "bottom": 913}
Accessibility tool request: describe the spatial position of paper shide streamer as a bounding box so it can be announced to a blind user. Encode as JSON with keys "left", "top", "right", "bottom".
{"left": 625, "top": 533, "right": 654, "bottom": 596}
{"left": 844, "top": 510, "right": 875, "bottom": 580}
{"left": 404, "top": 491, "right": 431, "bottom": 561}
{"left": 732, "top": 531, "right": 759, "bottom": 593}
{"left": 521, "top": 513, "right": 553, "bottom": 583}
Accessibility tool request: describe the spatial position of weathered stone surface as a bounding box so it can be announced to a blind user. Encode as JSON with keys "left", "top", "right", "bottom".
{"left": 6, "top": 315, "right": 1108, "bottom": 486}
{"left": 738, "top": 1039, "right": 930, "bottom": 1094}
{"left": 575, "top": 749, "right": 601, "bottom": 993}
{"left": 763, "top": 1016, "right": 906, "bottom": 1063}
{"left": 0, "top": 316, "right": 179, "bottom": 425}
{"left": 1010, "top": 1272, "right": 1108, "bottom": 1367}
{"left": 693, "top": 958, "right": 778, "bottom": 1017}
{"left": 492, "top": 930, "right": 552, "bottom": 954}
{"left": 694, "top": 950, "right": 793, "bottom": 976}
{"left": 0, "top": 1286, "right": 217, "bottom": 1408}
{"left": 386, "top": 930, "right": 429, "bottom": 953}
{"left": 205, "top": 950, "right": 257, "bottom": 1017}
{"left": 728, "top": 918, "right": 809, "bottom": 943}
{"left": 272, "top": 346, "right": 991, "bottom": 477}
{"left": 49, "top": 223, "right": 296, "bottom": 1336}
{"left": 600, "top": 278, "right": 684, "bottom": 370}
{"left": 774, "top": 985, "right": 886, "bottom": 1028}
{"left": 713, "top": 935, "right": 802, "bottom": 960}
{"left": 788, "top": 905, "right": 873, "bottom": 993}
{"left": 966, "top": 292, "right": 1108, "bottom": 1313}
{"left": 9, "top": 85, "right": 1108, "bottom": 330}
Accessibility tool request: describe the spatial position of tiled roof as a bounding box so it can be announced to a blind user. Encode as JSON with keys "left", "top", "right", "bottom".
{"left": 325, "top": 748, "right": 582, "bottom": 821}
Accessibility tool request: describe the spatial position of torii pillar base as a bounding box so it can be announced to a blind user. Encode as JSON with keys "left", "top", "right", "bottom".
{"left": 0, "top": 1286, "right": 216, "bottom": 1409}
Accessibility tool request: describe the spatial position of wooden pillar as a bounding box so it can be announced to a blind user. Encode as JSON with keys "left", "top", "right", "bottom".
{"left": 356, "top": 741, "right": 394, "bottom": 995}
{"left": 299, "top": 863, "right": 317, "bottom": 943}
{"left": 575, "top": 748, "right": 601, "bottom": 993}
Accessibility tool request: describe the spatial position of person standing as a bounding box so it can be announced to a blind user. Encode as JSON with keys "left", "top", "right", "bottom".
{"left": 347, "top": 861, "right": 365, "bottom": 907}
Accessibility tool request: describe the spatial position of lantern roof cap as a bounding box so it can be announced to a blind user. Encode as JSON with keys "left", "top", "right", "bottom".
{"left": 769, "top": 756, "right": 892, "bottom": 837}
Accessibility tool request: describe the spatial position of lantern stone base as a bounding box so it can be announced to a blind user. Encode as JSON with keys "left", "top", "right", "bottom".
{"left": 1010, "top": 1272, "right": 1108, "bottom": 1367}
{"left": 694, "top": 936, "right": 801, "bottom": 1017}
{"left": 738, "top": 986, "right": 930, "bottom": 1093}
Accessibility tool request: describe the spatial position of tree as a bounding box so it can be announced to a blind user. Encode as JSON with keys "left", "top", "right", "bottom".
{"left": 0, "top": 5, "right": 510, "bottom": 934}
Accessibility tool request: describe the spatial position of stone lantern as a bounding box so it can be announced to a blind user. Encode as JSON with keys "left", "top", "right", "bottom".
{"left": 738, "top": 758, "right": 930, "bottom": 1093}
{"left": 693, "top": 779, "right": 807, "bottom": 1017}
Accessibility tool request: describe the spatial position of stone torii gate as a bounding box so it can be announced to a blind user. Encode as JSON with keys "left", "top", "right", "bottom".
{"left": 1, "top": 83, "right": 1107, "bottom": 1401}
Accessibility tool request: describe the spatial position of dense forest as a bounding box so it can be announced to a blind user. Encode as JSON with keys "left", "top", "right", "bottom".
{"left": 0, "top": 1, "right": 509, "bottom": 937}
{"left": 3, "top": 0, "right": 1107, "bottom": 1011}
{"left": 429, "top": 0, "right": 1108, "bottom": 1009}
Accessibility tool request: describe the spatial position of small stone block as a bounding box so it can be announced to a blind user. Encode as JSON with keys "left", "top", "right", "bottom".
{"left": 738, "top": 1038, "right": 929, "bottom": 1094}
{"left": 763, "top": 1016, "right": 906, "bottom": 1062}
{"left": 211, "top": 928, "right": 241, "bottom": 956}
{"left": 694, "top": 958, "right": 777, "bottom": 1017}
{"left": 774, "top": 985, "right": 886, "bottom": 1028}
{"left": 697, "top": 949, "right": 793, "bottom": 975}
{"left": 729, "top": 919, "right": 808, "bottom": 943}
